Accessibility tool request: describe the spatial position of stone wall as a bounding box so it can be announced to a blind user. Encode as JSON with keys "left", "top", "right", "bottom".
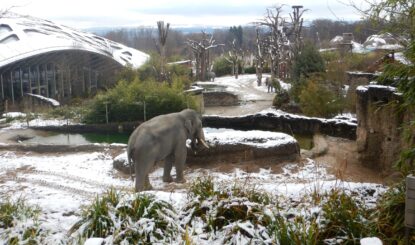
{"left": 356, "top": 85, "right": 404, "bottom": 172}
{"left": 203, "top": 91, "right": 239, "bottom": 107}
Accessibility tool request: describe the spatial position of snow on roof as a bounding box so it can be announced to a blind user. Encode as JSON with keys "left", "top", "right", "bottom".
{"left": 356, "top": 84, "right": 398, "bottom": 94}
{"left": 0, "top": 12, "right": 149, "bottom": 68}
{"left": 363, "top": 33, "right": 403, "bottom": 50}
{"left": 329, "top": 35, "right": 343, "bottom": 45}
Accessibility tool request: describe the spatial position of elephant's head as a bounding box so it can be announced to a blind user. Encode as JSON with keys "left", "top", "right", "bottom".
{"left": 181, "top": 109, "right": 209, "bottom": 151}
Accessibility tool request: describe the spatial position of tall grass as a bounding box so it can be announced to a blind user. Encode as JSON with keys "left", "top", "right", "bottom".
{"left": 0, "top": 197, "right": 47, "bottom": 244}
{"left": 69, "top": 188, "right": 180, "bottom": 244}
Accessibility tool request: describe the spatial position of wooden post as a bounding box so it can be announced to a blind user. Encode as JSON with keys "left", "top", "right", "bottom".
{"left": 52, "top": 65, "right": 56, "bottom": 97}
{"left": 88, "top": 69, "right": 91, "bottom": 93}
{"left": 143, "top": 100, "right": 146, "bottom": 121}
{"left": 28, "top": 67, "right": 32, "bottom": 94}
{"left": 45, "top": 64, "right": 49, "bottom": 97}
{"left": 10, "top": 71, "right": 14, "bottom": 104}
{"left": 68, "top": 68, "right": 72, "bottom": 96}
{"left": 60, "top": 68, "right": 64, "bottom": 98}
{"left": 37, "top": 65, "right": 41, "bottom": 95}
{"left": 82, "top": 69, "right": 85, "bottom": 93}
{"left": 104, "top": 102, "right": 109, "bottom": 124}
{"left": 19, "top": 68, "right": 23, "bottom": 97}
{"left": 1, "top": 73, "right": 4, "bottom": 100}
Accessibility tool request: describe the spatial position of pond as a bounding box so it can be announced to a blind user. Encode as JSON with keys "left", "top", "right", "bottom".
{"left": 24, "top": 130, "right": 130, "bottom": 145}
{"left": 3, "top": 128, "right": 314, "bottom": 150}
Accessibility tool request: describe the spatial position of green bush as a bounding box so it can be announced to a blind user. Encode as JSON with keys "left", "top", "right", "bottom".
{"left": 292, "top": 42, "right": 325, "bottom": 81}
{"left": 272, "top": 90, "right": 290, "bottom": 108}
{"left": 213, "top": 56, "right": 233, "bottom": 77}
{"left": 244, "top": 66, "right": 256, "bottom": 74}
{"left": 82, "top": 80, "right": 196, "bottom": 124}
{"left": 298, "top": 78, "right": 344, "bottom": 118}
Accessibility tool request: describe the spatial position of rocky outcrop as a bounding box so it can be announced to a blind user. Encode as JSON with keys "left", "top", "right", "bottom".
{"left": 203, "top": 110, "right": 357, "bottom": 140}
{"left": 356, "top": 85, "right": 404, "bottom": 172}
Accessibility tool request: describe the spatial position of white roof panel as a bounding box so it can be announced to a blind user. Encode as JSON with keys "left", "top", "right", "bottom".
{"left": 0, "top": 12, "right": 149, "bottom": 68}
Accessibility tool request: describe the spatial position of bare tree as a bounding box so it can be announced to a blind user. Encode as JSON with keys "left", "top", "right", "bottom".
{"left": 186, "top": 32, "right": 223, "bottom": 81}
{"left": 156, "top": 21, "right": 170, "bottom": 82}
{"left": 255, "top": 28, "right": 267, "bottom": 86}
{"left": 225, "top": 39, "right": 243, "bottom": 79}
{"left": 257, "top": 5, "right": 285, "bottom": 81}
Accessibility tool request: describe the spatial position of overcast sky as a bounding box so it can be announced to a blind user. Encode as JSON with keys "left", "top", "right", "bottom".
{"left": 2, "top": 0, "right": 366, "bottom": 29}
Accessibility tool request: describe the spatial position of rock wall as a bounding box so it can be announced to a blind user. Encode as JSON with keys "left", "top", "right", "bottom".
{"left": 203, "top": 91, "right": 239, "bottom": 107}
{"left": 203, "top": 112, "right": 357, "bottom": 140}
{"left": 187, "top": 141, "right": 299, "bottom": 165}
{"left": 356, "top": 85, "right": 404, "bottom": 172}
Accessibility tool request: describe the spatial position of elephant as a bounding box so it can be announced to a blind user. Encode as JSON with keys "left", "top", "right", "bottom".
{"left": 207, "top": 71, "right": 216, "bottom": 82}
{"left": 127, "top": 109, "right": 209, "bottom": 192}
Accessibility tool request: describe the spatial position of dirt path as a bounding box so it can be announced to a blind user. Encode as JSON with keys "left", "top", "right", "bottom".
{"left": 309, "top": 135, "right": 384, "bottom": 184}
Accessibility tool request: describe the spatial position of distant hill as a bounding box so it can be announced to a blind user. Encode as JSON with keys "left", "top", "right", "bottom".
{"left": 83, "top": 26, "right": 229, "bottom": 36}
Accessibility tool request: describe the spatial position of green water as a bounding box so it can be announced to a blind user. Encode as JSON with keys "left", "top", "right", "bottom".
{"left": 82, "top": 132, "right": 130, "bottom": 144}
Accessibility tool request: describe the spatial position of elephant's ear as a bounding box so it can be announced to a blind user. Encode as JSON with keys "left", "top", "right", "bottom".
{"left": 184, "top": 119, "right": 193, "bottom": 138}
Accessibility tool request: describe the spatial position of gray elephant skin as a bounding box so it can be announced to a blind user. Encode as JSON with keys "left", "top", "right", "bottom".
{"left": 127, "top": 109, "right": 209, "bottom": 192}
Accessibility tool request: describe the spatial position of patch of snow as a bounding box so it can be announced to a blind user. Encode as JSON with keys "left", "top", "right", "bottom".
{"left": 360, "top": 237, "right": 383, "bottom": 245}
{"left": 2, "top": 112, "right": 26, "bottom": 118}
{"left": 257, "top": 108, "right": 357, "bottom": 126}
{"left": 204, "top": 127, "right": 296, "bottom": 148}
{"left": 84, "top": 238, "right": 105, "bottom": 245}
{"left": 395, "top": 52, "right": 412, "bottom": 65}
{"left": 26, "top": 93, "right": 60, "bottom": 107}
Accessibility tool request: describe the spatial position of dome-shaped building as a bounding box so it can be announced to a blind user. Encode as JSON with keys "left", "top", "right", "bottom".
{"left": 0, "top": 12, "right": 149, "bottom": 105}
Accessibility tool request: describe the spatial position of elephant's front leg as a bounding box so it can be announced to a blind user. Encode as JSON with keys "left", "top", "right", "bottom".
{"left": 174, "top": 148, "right": 187, "bottom": 183}
{"left": 163, "top": 154, "right": 174, "bottom": 183}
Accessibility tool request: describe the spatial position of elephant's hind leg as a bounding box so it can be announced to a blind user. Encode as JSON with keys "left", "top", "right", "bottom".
{"left": 163, "top": 154, "right": 174, "bottom": 183}
{"left": 134, "top": 158, "right": 154, "bottom": 192}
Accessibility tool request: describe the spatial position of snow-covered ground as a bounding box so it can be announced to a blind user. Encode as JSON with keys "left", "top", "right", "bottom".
{"left": 0, "top": 117, "right": 385, "bottom": 244}
{"left": 0, "top": 73, "right": 382, "bottom": 243}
